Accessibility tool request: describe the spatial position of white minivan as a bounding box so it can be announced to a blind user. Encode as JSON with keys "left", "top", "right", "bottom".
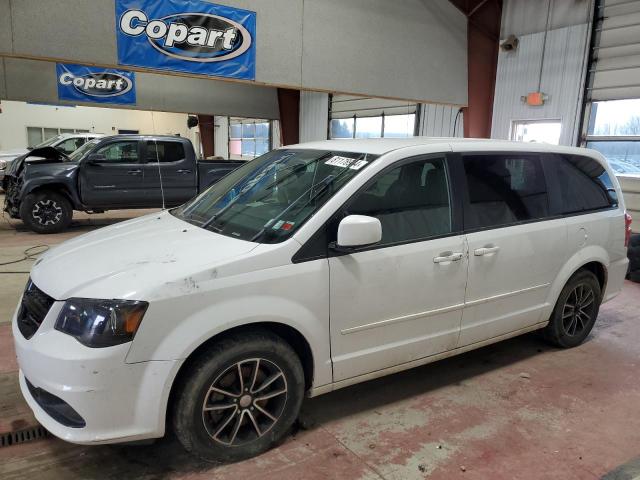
{"left": 13, "top": 138, "right": 631, "bottom": 461}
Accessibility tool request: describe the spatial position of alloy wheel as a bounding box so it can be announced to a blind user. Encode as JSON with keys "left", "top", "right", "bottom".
{"left": 32, "top": 200, "right": 62, "bottom": 226}
{"left": 201, "top": 358, "right": 288, "bottom": 446}
{"left": 561, "top": 283, "right": 596, "bottom": 337}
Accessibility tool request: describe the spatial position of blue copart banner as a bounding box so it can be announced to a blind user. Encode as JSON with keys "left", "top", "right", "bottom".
{"left": 56, "top": 63, "right": 137, "bottom": 105}
{"left": 115, "top": 0, "right": 256, "bottom": 80}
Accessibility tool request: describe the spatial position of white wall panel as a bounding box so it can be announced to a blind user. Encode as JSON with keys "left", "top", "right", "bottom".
{"left": 491, "top": 24, "right": 590, "bottom": 145}
{"left": 0, "top": 100, "right": 197, "bottom": 151}
{"left": 0, "top": 58, "right": 5, "bottom": 99}
{"left": 299, "top": 91, "right": 328, "bottom": 143}
{"left": 0, "top": 0, "right": 467, "bottom": 105}
{"left": 417, "top": 104, "right": 463, "bottom": 137}
{"left": 2, "top": 57, "right": 280, "bottom": 119}
{"left": 501, "top": 0, "right": 591, "bottom": 37}
{"left": 302, "top": 0, "right": 466, "bottom": 104}
{"left": 0, "top": 0, "right": 12, "bottom": 55}
{"left": 213, "top": 116, "right": 229, "bottom": 159}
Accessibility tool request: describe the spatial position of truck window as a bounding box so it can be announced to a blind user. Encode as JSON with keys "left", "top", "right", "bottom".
{"left": 544, "top": 154, "right": 617, "bottom": 215}
{"left": 96, "top": 141, "right": 139, "bottom": 163}
{"left": 146, "top": 141, "right": 185, "bottom": 163}
{"left": 462, "top": 154, "right": 550, "bottom": 230}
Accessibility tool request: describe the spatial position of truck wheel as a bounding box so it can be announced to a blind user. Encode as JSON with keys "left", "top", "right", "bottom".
{"left": 544, "top": 269, "right": 602, "bottom": 348}
{"left": 20, "top": 191, "right": 72, "bottom": 234}
{"left": 172, "top": 330, "right": 305, "bottom": 463}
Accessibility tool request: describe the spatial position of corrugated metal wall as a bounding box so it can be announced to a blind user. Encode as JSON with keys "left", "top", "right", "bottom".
{"left": 491, "top": 23, "right": 590, "bottom": 145}
{"left": 417, "top": 104, "right": 464, "bottom": 137}
{"left": 299, "top": 91, "right": 329, "bottom": 143}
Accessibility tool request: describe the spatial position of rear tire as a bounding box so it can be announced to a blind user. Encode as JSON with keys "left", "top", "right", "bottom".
{"left": 172, "top": 330, "right": 305, "bottom": 463}
{"left": 544, "top": 270, "right": 602, "bottom": 348}
{"left": 19, "top": 190, "right": 72, "bottom": 234}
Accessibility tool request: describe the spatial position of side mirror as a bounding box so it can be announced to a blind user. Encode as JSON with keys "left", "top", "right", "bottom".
{"left": 335, "top": 215, "right": 382, "bottom": 250}
{"left": 86, "top": 153, "right": 107, "bottom": 164}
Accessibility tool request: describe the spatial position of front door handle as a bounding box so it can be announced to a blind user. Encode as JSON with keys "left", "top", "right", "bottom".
{"left": 177, "top": 169, "right": 192, "bottom": 174}
{"left": 127, "top": 169, "right": 142, "bottom": 175}
{"left": 433, "top": 252, "right": 464, "bottom": 264}
{"left": 474, "top": 246, "right": 500, "bottom": 256}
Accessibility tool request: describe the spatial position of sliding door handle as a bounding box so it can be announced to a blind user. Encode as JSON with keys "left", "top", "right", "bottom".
{"left": 474, "top": 246, "right": 500, "bottom": 256}
{"left": 127, "top": 169, "right": 142, "bottom": 175}
{"left": 433, "top": 252, "right": 464, "bottom": 263}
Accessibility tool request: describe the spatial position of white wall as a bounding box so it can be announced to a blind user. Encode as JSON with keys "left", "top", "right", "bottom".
{"left": 491, "top": 0, "right": 593, "bottom": 146}
{"left": 213, "top": 116, "right": 229, "bottom": 159}
{"left": 491, "top": 24, "right": 590, "bottom": 146}
{"left": 0, "top": 0, "right": 467, "bottom": 105}
{"left": 299, "top": 91, "right": 329, "bottom": 143}
{"left": 0, "top": 100, "right": 198, "bottom": 150}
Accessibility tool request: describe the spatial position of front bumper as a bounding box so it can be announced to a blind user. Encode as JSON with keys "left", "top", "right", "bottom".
{"left": 13, "top": 298, "right": 181, "bottom": 444}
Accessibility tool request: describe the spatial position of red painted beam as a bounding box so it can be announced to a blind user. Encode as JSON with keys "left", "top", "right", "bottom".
{"left": 449, "top": 0, "right": 502, "bottom": 138}
{"left": 277, "top": 88, "right": 300, "bottom": 146}
{"left": 197, "top": 114, "right": 215, "bottom": 158}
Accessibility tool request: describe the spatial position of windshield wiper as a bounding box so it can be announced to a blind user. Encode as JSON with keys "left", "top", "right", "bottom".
{"left": 200, "top": 155, "right": 331, "bottom": 231}
{"left": 250, "top": 161, "right": 358, "bottom": 242}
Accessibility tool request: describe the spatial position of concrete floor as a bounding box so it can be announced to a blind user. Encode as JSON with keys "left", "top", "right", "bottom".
{"left": 1, "top": 196, "right": 640, "bottom": 479}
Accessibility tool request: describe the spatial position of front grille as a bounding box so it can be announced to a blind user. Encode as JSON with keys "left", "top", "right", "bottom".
{"left": 17, "top": 279, "right": 54, "bottom": 340}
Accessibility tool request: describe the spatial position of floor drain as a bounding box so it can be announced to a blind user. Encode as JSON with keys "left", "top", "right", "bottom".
{"left": 0, "top": 425, "right": 49, "bottom": 448}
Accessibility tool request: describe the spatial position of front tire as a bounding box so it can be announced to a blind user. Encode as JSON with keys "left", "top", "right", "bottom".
{"left": 19, "top": 191, "right": 72, "bottom": 234}
{"left": 172, "top": 330, "right": 305, "bottom": 463}
{"left": 544, "top": 270, "right": 602, "bottom": 348}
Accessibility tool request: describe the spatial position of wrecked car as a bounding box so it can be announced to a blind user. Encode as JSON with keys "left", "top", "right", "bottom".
{"left": 2, "top": 135, "right": 245, "bottom": 233}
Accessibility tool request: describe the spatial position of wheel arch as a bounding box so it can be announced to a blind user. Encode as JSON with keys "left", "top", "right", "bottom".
{"left": 544, "top": 246, "right": 609, "bottom": 320}
{"left": 165, "top": 321, "right": 315, "bottom": 428}
{"left": 23, "top": 182, "right": 78, "bottom": 209}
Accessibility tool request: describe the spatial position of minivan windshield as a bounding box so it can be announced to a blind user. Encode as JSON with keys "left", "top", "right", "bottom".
{"left": 173, "top": 149, "right": 376, "bottom": 243}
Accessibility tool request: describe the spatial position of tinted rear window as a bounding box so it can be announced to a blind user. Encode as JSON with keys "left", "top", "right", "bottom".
{"left": 462, "top": 154, "right": 549, "bottom": 230}
{"left": 543, "top": 154, "right": 617, "bottom": 215}
{"left": 146, "top": 141, "right": 185, "bottom": 163}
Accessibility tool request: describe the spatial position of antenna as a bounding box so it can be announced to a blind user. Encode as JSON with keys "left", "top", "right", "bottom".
{"left": 150, "top": 112, "right": 166, "bottom": 210}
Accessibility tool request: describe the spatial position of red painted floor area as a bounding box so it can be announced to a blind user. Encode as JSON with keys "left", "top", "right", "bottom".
{"left": 1, "top": 282, "right": 639, "bottom": 479}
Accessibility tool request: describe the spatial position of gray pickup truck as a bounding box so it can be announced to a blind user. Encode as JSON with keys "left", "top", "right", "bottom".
{"left": 2, "top": 135, "right": 245, "bottom": 233}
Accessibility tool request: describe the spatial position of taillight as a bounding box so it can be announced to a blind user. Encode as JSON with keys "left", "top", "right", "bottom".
{"left": 625, "top": 212, "right": 632, "bottom": 247}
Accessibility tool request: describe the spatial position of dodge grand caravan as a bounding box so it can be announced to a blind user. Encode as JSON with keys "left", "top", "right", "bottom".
{"left": 13, "top": 138, "right": 630, "bottom": 461}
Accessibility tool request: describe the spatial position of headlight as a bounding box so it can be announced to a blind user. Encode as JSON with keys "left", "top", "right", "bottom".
{"left": 55, "top": 298, "right": 148, "bottom": 348}
{"left": 0, "top": 160, "right": 6, "bottom": 170}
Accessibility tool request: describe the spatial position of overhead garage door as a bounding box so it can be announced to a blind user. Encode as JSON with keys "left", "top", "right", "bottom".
{"left": 329, "top": 95, "right": 417, "bottom": 139}
{"left": 590, "top": 0, "right": 640, "bottom": 101}
{"left": 585, "top": 0, "right": 640, "bottom": 227}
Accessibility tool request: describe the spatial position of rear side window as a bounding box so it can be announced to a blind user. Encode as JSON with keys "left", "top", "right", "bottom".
{"left": 146, "top": 141, "right": 185, "bottom": 163}
{"left": 543, "top": 155, "right": 617, "bottom": 215}
{"left": 462, "top": 154, "right": 549, "bottom": 230}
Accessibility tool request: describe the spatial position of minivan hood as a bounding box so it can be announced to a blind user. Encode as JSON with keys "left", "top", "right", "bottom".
{"left": 30, "top": 211, "right": 259, "bottom": 300}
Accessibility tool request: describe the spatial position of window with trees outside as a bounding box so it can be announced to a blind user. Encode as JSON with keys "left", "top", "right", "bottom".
{"left": 585, "top": 99, "right": 640, "bottom": 175}
{"left": 229, "top": 118, "right": 271, "bottom": 160}
{"left": 330, "top": 114, "right": 415, "bottom": 139}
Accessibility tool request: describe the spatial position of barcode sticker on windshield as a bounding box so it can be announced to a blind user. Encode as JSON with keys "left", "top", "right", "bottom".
{"left": 325, "top": 156, "right": 368, "bottom": 170}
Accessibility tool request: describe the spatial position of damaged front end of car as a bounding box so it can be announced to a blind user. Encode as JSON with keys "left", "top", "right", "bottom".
{"left": 2, "top": 147, "right": 68, "bottom": 219}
